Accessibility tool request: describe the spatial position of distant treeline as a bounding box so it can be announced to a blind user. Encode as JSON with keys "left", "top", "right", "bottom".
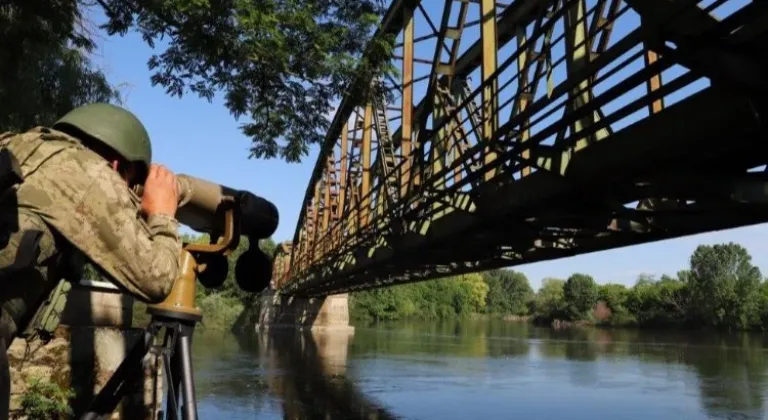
{"left": 350, "top": 242, "right": 768, "bottom": 332}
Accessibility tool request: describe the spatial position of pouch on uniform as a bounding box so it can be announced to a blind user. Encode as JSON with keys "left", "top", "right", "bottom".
{"left": 0, "top": 142, "right": 71, "bottom": 343}
{"left": 20, "top": 279, "right": 71, "bottom": 342}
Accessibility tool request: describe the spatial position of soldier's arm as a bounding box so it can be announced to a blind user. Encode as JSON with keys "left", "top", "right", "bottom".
{"left": 77, "top": 180, "right": 182, "bottom": 303}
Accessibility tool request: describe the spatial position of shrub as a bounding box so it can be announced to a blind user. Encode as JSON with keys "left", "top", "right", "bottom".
{"left": 18, "top": 376, "right": 74, "bottom": 420}
{"left": 197, "top": 294, "right": 245, "bottom": 330}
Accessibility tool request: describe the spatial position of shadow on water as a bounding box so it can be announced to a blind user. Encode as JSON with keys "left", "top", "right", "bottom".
{"left": 192, "top": 328, "right": 397, "bottom": 420}
{"left": 257, "top": 330, "right": 397, "bottom": 420}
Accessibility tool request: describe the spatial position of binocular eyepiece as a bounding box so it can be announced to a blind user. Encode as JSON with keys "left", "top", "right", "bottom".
{"left": 134, "top": 174, "right": 279, "bottom": 293}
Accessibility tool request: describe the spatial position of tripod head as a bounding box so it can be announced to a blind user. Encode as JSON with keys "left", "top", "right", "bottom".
{"left": 137, "top": 174, "right": 279, "bottom": 318}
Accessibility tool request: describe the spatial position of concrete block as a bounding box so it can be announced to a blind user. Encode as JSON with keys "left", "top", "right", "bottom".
{"left": 256, "top": 290, "right": 354, "bottom": 334}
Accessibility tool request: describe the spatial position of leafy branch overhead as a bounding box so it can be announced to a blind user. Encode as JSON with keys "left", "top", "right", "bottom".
{"left": 96, "top": 0, "right": 396, "bottom": 162}
{"left": 0, "top": 0, "right": 120, "bottom": 131}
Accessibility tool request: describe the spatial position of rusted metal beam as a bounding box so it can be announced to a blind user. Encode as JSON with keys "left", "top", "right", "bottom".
{"left": 481, "top": 0, "right": 499, "bottom": 181}
{"left": 282, "top": 0, "right": 768, "bottom": 297}
{"left": 401, "top": 4, "right": 414, "bottom": 197}
{"left": 292, "top": 0, "right": 423, "bottom": 248}
{"left": 361, "top": 104, "right": 373, "bottom": 227}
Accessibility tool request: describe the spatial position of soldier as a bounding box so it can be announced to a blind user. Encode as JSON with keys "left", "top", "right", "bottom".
{"left": 0, "top": 103, "right": 183, "bottom": 418}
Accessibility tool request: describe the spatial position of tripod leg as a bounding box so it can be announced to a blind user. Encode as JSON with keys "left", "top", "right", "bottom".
{"left": 79, "top": 327, "right": 156, "bottom": 419}
{"left": 162, "top": 349, "right": 180, "bottom": 420}
{"left": 176, "top": 324, "right": 197, "bottom": 420}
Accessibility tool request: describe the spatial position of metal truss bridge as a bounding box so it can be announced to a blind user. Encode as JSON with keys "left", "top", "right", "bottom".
{"left": 272, "top": 0, "right": 768, "bottom": 297}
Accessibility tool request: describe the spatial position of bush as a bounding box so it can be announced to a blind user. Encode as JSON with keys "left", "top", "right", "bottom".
{"left": 18, "top": 376, "right": 74, "bottom": 420}
{"left": 197, "top": 294, "right": 245, "bottom": 331}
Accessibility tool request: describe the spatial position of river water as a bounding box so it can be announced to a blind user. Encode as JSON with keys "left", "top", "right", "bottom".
{"left": 190, "top": 320, "right": 768, "bottom": 419}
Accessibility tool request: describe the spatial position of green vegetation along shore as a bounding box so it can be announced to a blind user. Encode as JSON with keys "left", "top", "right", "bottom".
{"left": 350, "top": 242, "right": 768, "bottom": 332}
{"left": 114, "top": 239, "right": 768, "bottom": 333}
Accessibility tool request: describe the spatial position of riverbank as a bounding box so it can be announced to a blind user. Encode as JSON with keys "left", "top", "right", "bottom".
{"left": 350, "top": 242, "right": 768, "bottom": 333}
{"left": 128, "top": 241, "right": 768, "bottom": 334}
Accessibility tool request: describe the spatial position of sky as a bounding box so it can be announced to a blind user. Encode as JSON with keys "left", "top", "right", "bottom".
{"left": 82, "top": 0, "right": 768, "bottom": 290}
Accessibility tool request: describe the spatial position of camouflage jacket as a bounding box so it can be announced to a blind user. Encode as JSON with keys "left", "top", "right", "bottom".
{"left": 0, "top": 127, "right": 181, "bottom": 303}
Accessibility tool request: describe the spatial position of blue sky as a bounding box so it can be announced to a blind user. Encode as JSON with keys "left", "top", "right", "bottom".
{"left": 83, "top": 1, "right": 768, "bottom": 290}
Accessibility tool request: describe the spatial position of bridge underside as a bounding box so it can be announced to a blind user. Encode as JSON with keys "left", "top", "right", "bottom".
{"left": 276, "top": 0, "right": 768, "bottom": 297}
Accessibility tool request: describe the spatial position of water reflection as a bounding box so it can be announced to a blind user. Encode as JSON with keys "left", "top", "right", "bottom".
{"left": 258, "top": 330, "right": 396, "bottom": 420}
{"left": 532, "top": 327, "right": 768, "bottom": 420}
{"left": 191, "top": 320, "right": 768, "bottom": 420}
{"left": 351, "top": 319, "right": 531, "bottom": 359}
{"left": 192, "top": 328, "right": 396, "bottom": 419}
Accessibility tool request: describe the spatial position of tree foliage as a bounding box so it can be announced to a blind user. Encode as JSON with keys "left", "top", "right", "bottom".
{"left": 624, "top": 274, "right": 687, "bottom": 326}
{"left": 533, "top": 278, "right": 567, "bottom": 319}
{"left": 350, "top": 241, "right": 768, "bottom": 333}
{"left": 95, "top": 0, "right": 394, "bottom": 162}
{"left": 0, "top": 0, "right": 120, "bottom": 131}
{"left": 485, "top": 270, "right": 534, "bottom": 315}
{"left": 3, "top": 0, "right": 395, "bottom": 161}
{"left": 563, "top": 273, "right": 599, "bottom": 319}
{"left": 688, "top": 243, "right": 762, "bottom": 329}
{"left": 350, "top": 274, "right": 490, "bottom": 322}
{"left": 525, "top": 242, "right": 768, "bottom": 331}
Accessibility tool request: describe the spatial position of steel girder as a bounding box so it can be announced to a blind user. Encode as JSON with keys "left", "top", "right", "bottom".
{"left": 276, "top": 0, "right": 768, "bottom": 296}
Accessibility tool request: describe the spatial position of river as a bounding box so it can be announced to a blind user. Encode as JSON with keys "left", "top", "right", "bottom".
{"left": 190, "top": 320, "right": 768, "bottom": 419}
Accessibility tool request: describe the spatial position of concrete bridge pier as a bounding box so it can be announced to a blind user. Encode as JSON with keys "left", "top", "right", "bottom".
{"left": 255, "top": 290, "right": 354, "bottom": 334}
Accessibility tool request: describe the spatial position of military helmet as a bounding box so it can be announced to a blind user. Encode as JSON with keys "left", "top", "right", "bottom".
{"left": 53, "top": 103, "right": 152, "bottom": 170}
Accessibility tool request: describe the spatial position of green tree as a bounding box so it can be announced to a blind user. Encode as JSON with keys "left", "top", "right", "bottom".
{"left": 625, "top": 275, "right": 687, "bottom": 327}
{"left": 563, "top": 273, "right": 598, "bottom": 320}
{"left": 0, "top": 1, "right": 120, "bottom": 131}
{"left": 675, "top": 270, "right": 693, "bottom": 284}
{"left": 484, "top": 270, "right": 534, "bottom": 315}
{"left": 688, "top": 243, "right": 762, "bottom": 329}
{"left": 460, "top": 273, "right": 489, "bottom": 314}
{"left": 93, "top": 0, "right": 394, "bottom": 162}
{"left": 597, "top": 283, "right": 635, "bottom": 325}
{"left": 598, "top": 283, "right": 629, "bottom": 312}
{"left": 533, "top": 278, "right": 567, "bottom": 319}
{"left": 760, "top": 280, "right": 768, "bottom": 328}
{"left": 350, "top": 286, "right": 406, "bottom": 322}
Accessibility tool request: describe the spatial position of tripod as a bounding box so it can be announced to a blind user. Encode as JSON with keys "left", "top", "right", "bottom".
{"left": 78, "top": 307, "right": 201, "bottom": 420}
{"left": 79, "top": 250, "right": 210, "bottom": 420}
{"left": 78, "top": 200, "right": 244, "bottom": 420}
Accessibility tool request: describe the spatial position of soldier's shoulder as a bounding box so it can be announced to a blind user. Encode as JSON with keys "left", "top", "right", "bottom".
{"left": 0, "top": 127, "right": 45, "bottom": 145}
{"left": 34, "top": 131, "right": 127, "bottom": 195}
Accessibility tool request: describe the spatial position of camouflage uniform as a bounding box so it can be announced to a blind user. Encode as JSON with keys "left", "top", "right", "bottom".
{"left": 0, "top": 126, "right": 181, "bottom": 343}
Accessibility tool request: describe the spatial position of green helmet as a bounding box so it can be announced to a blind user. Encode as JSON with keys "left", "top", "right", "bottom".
{"left": 53, "top": 103, "right": 152, "bottom": 170}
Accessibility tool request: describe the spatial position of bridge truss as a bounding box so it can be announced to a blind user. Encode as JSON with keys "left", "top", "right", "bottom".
{"left": 274, "top": 0, "right": 768, "bottom": 296}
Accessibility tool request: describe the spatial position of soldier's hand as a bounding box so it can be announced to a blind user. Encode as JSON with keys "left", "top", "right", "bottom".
{"left": 142, "top": 164, "right": 179, "bottom": 217}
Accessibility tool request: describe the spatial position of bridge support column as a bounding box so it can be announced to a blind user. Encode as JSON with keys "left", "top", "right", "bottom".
{"left": 255, "top": 290, "right": 354, "bottom": 334}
